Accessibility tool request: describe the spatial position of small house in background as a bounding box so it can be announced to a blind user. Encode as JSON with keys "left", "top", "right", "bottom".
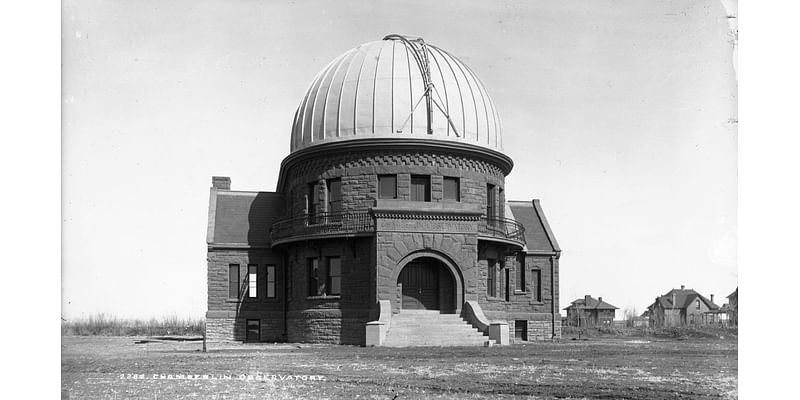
{"left": 564, "top": 295, "right": 619, "bottom": 327}
{"left": 726, "top": 287, "right": 738, "bottom": 326}
{"left": 647, "top": 285, "right": 721, "bottom": 327}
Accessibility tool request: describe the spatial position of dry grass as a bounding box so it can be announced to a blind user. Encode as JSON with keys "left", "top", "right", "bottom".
{"left": 61, "top": 314, "right": 204, "bottom": 337}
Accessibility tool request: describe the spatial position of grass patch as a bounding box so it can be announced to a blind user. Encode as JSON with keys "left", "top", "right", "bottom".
{"left": 61, "top": 314, "right": 204, "bottom": 337}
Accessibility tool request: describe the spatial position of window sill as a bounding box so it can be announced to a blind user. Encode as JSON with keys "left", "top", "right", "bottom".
{"left": 514, "top": 291, "right": 528, "bottom": 295}
{"left": 226, "top": 298, "right": 281, "bottom": 303}
{"left": 306, "top": 295, "right": 341, "bottom": 300}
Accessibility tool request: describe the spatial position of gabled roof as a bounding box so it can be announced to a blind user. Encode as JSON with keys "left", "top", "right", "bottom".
{"left": 207, "top": 189, "right": 285, "bottom": 248}
{"left": 651, "top": 288, "right": 720, "bottom": 311}
{"left": 727, "top": 287, "right": 738, "bottom": 299}
{"left": 507, "top": 199, "right": 560, "bottom": 254}
{"left": 564, "top": 295, "right": 619, "bottom": 310}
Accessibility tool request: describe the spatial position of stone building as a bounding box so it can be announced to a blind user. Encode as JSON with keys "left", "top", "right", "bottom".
{"left": 205, "top": 35, "right": 562, "bottom": 346}
{"left": 563, "top": 295, "right": 618, "bottom": 327}
{"left": 647, "top": 285, "right": 721, "bottom": 328}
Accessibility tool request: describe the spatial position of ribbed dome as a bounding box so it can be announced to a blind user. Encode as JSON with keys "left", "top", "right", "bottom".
{"left": 290, "top": 35, "right": 503, "bottom": 153}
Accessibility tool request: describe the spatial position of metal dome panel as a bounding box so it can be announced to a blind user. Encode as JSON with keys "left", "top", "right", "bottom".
{"left": 290, "top": 35, "right": 503, "bottom": 153}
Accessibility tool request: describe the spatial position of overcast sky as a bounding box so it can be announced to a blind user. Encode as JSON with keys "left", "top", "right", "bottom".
{"left": 62, "top": 0, "right": 737, "bottom": 319}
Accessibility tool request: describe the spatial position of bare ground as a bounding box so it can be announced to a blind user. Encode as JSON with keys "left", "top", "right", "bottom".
{"left": 62, "top": 336, "right": 737, "bottom": 399}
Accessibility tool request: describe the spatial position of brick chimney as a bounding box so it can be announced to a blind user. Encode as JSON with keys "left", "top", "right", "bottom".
{"left": 680, "top": 285, "right": 685, "bottom": 291}
{"left": 671, "top": 292, "right": 677, "bottom": 308}
{"left": 212, "top": 176, "right": 231, "bottom": 190}
{"left": 598, "top": 296, "right": 603, "bottom": 303}
{"left": 710, "top": 294, "right": 714, "bottom": 304}
{"left": 584, "top": 295, "right": 591, "bottom": 304}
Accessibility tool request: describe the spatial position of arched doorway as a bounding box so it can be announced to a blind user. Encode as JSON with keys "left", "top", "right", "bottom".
{"left": 397, "top": 257, "right": 455, "bottom": 313}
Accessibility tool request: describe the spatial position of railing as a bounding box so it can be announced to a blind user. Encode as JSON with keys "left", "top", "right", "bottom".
{"left": 269, "top": 210, "right": 375, "bottom": 244}
{"left": 478, "top": 216, "right": 526, "bottom": 245}
{"left": 270, "top": 210, "right": 525, "bottom": 246}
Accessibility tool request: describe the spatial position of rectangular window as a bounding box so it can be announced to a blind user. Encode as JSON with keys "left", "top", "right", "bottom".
{"left": 516, "top": 256, "right": 526, "bottom": 292}
{"left": 487, "top": 259, "right": 496, "bottom": 297}
{"left": 504, "top": 268, "right": 510, "bottom": 301}
{"left": 532, "top": 269, "right": 542, "bottom": 302}
{"left": 247, "top": 264, "right": 258, "bottom": 298}
{"left": 327, "top": 257, "right": 341, "bottom": 296}
{"left": 515, "top": 320, "right": 528, "bottom": 341}
{"left": 410, "top": 175, "right": 431, "bottom": 202}
{"left": 443, "top": 177, "right": 460, "bottom": 201}
{"left": 246, "top": 319, "right": 260, "bottom": 342}
{"left": 307, "top": 182, "right": 322, "bottom": 224}
{"left": 486, "top": 184, "right": 496, "bottom": 218}
{"left": 308, "top": 258, "right": 319, "bottom": 296}
{"left": 327, "top": 178, "right": 342, "bottom": 215}
{"left": 228, "top": 264, "right": 240, "bottom": 299}
{"left": 378, "top": 175, "right": 397, "bottom": 199}
{"left": 266, "top": 265, "right": 276, "bottom": 298}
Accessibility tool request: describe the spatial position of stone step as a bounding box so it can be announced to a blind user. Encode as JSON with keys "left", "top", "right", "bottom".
{"left": 383, "top": 311, "right": 491, "bottom": 347}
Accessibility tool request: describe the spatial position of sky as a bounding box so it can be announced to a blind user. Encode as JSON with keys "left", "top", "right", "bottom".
{"left": 61, "top": 0, "right": 737, "bottom": 319}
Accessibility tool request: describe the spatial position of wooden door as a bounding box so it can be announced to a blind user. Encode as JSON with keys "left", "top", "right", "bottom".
{"left": 399, "top": 262, "right": 439, "bottom": 310}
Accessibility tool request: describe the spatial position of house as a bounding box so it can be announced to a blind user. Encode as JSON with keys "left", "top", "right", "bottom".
{"left": 647, "top": 285, "right": 721, "bottom": 327}
{"left": 563, "top": 295, "right": 618, "bottom": 327}
{"left": 205, "top": 34, "right": 563, "bottom": 346}
{"left": 726, "top": 287, "right": 738, "bottom": 326}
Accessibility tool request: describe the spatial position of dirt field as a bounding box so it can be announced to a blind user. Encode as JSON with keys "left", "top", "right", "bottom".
{"left": 62, "top": 336, "right": 737, "bottom": 399}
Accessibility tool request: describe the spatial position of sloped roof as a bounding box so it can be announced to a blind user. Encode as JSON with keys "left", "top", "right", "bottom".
{"left": 507, "top": 199, "right": 560, "bottom": 254}
{"left": 727, "top": 287, "right": 738, "bottom": 299}
{"left": 652, "top": 288, "right": 720, "bottom": 311}
{"left": 564, "top": 295, "right": 619, "bottom": 310}
{"left": 207, "top": 189, "right": 285, "bottom": 247}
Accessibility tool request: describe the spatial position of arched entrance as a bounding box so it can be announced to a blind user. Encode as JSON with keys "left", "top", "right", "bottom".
{"left": 397, "top": 257, "right": 456, "bottom": 313}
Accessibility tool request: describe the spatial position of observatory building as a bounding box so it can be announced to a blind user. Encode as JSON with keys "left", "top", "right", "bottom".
{"left": 205, "top": 35, "right": 561, "bottom": 346}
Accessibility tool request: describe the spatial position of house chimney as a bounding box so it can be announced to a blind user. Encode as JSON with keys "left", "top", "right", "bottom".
{"left": 585, "top": 295, "right": 591, "bottom": 304}
{"left": 598, "top": 296, "right": 603, "bottom": 303}
{"left": 671, "top": 292, "right": 677, "bottom": 308}
{"left": 710, "top": 294, "right": 714, "bottom": 304}
{"left": 212, "top": 176, "right": 231, "bottom": 190}
{"left": 680, "top": 285, "right": 685, "bottom": 291}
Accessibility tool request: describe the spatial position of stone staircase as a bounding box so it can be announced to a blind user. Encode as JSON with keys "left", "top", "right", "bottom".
{"left": 383, "top": 310, "right": 494, "bottom": 347}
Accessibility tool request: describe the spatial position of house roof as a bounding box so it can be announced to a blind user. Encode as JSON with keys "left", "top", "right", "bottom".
{"left": 651, "top": 288, "right": 720, "bottom": 311}
{"left": 727, "top": 287, "right": 738, "bottom": 299}
{"left": 564, "top": 295, "right": 619, "bottom": 310}
{"left": 507, "top": 199, "right": 560, "bottom": 254}
{"left": 207, "top": 189, "right": 285, "bottom": 247}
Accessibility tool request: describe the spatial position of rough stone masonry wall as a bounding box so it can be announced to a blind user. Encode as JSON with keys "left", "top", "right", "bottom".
{"left": 206, "top": 248, "right": 286, "bottom": 342}
{"left": 282, "top": 149, "right": 506, "bottom": 216}
{"left": 284, "top": 237, "right": 373, "bottom": 345}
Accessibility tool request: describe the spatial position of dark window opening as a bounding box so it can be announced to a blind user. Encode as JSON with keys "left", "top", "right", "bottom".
{"left": 516, "top": 256, "right": 526, "bottom": 292}
{"left": 443, "top": 177, "right": 460, "bottom": 201}
{"left": 486, "top": 184, "right": 496, "bottom": 218}
{"left": 228, "top": 264, "right": 240, "bottom": 299}
{"left": 487, "top": 259, "right": 496, "bottom": 297}
{"left": 378, "top": 175, "right": 397, "bottom": 199}
{"left": 410, "top": 175, "right": 431, "bottom": 202}
{"left": 246, "top": 319, "right": 260, "bottom": 342}
{"left": 504, "top": 268, "right": 510, "bottom": 301}
{"left": 327, "top": 257, "right": 341, "bottom": 295}
{"left": 266, "top": 265, "right": 276, "bottom": 298}
{"left": 308, "top": 258, "right": 319, "bottom": 296}
{"left": 327, "top": 178, "right": 342, "bottom": 215}
{"left": 532, "top": 269, "right": 542, "bottom": 302}
{"left": 307, "top": 182, "right": 322, "bottom": 224}
{"left": 515, "top": 320, "right": 528, "bottom": 341}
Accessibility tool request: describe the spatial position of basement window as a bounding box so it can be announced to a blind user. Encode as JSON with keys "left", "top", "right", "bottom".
{"left": 246, "top": 319, "right": 260, "bottom": 342}
{"left": 515, "top": 320, "right": 528, "bottom": 341}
